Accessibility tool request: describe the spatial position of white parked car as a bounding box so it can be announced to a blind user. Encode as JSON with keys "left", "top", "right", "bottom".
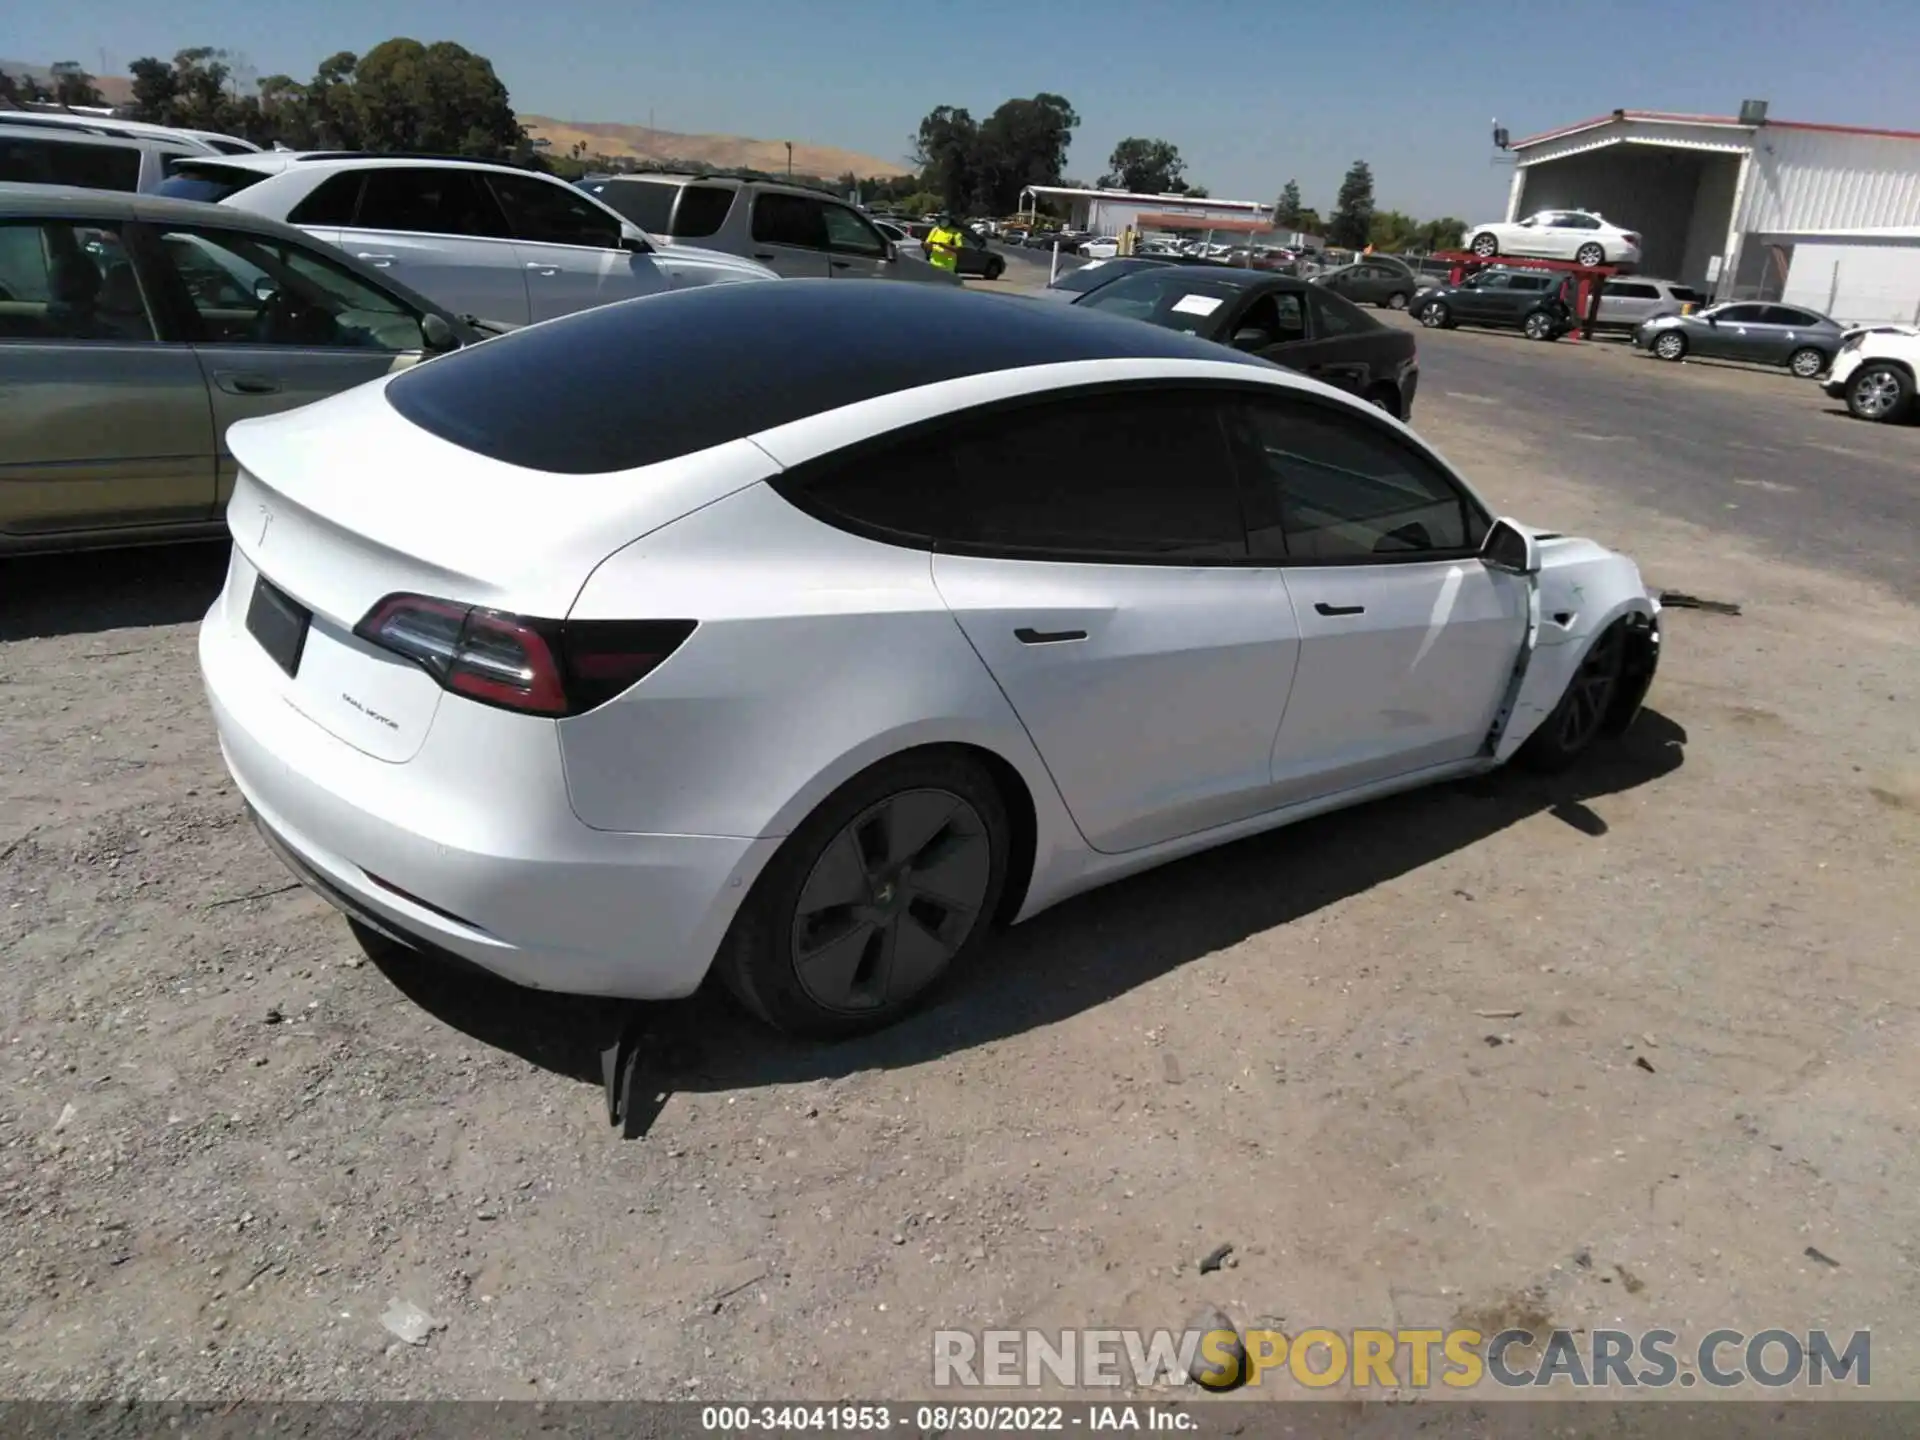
{"left": 1079, "top": 236, "right": 1120, "bottom": 259}
{"left": 1463, "top": 210, "right": 1642, "bottom": 268}
{"left": 199, "top": 281, "right": 1661, "bottom": 1039}
{"left": 1823, "top": 324, "right": 1919, "bottom": 423}
{"left": 157, "top": 153, "right": 774, "bottom": 326}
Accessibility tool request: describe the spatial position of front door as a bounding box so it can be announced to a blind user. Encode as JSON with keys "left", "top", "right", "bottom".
{"left": 927, "top": 388, "right": 1302, "bottom": 853}
{"left": 337, "top": 167, "right": 532, "bottom": 325}
{"left": 484, "top": 170, "right": 669, "bottom": 321}
{"left": 1451, "top": 272, "right": 1506, "bottom": 321}
{"left": 148, "top": 223, "right": 440, "bottom": 508}
{"left": 820, "top": 202, "right": 891, "bottom": 278}
{"left": 0, "top": 217, "right": 214, "bottom": 537}
{"left": 1698, "top": 303, "right": 1768, "bottom": 360}
{"left": 1229, "top": 394, "right": 1526, "bottom": 799}
{"left": 746, "top": 192, "right": 831, "bottom": 277}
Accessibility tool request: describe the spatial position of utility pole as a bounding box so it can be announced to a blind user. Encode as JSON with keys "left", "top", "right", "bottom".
{"left": 786, "top": 141, "right": 793, "bottom": 177}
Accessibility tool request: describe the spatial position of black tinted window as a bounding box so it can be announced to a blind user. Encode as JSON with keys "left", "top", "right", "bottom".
{"left": 0, "top": 136, "right": 141, "bottom": 192}
{"left": 1307, "top": 287, "right": 1371, "bottom": 337}
{"left": 1509, "top": 274, "right": 1553, "bottom": 292}
{"left": 940, "top": 392, "right": 1246, "bottom": 560}
{"left": 802, "top": 428, "right": 960, "bottom": 545}
{"left": 354, "top": 169, "right": 508, "bottom": 238}
{"left": 586, "top": 179, "right": 674, "bottom": 232}
{"left": 1716, "top": 304, "right": 1768, "bottom": 323}
{"left": 672, "top": 185, "right": 734, "bottom": 238}
{"left": 1671, "top": 286, "right": 1705, "bottom": 303}
{"left": 1762, "top": 306, "right": 1821, "bottom": 327}
{"left": 288, "top": 172, "right": 363, "bottom": 226}
{"left": 1605, "top": 281, "right": 1659, "bottom": 299}
{"left": 751, "top": 193, "right": 827, "bottom": 248}
{"left": 1236, "top": 398, "right": 1477, "bottom": 561}
{"left": 487, "top": 172, "right": 620, "bottom": 248}
{"left": 0, "top": 220, "right": 153, "bottom": 341}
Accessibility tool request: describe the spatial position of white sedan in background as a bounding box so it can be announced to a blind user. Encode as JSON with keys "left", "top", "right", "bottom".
{"left": 1464, "top": 210, "right": 1643, "bottom": 268}
{"left": 1079, "top": 236, "right": 1120, "bottom": 259}
{"left": 200, "top": 281, "right": 1661, "bottom": 1040}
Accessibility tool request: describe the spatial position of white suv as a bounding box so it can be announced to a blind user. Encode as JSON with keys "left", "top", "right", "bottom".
{"left": 1823, "top": 325, "right": 1919, "bottom": 423}
{"left": 1463, "top": 210, "right": 1643, "bottom": 268}
{"left": 157, "top": 153, "right": 775, "bottom": 326}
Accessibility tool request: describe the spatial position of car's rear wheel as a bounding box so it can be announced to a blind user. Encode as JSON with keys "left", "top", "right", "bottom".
{"left": 1845, "top": 362, "right": 1916, "bottom": 422}
{"left": 1652, "top": 331, "right": 1687, "bottom": 361}
{"left": 1385, "top": 291, "right": 1409, "bottom": 310}
{"left": 1523, "top": 310, "right": 1559, "bottom": 341}
{"left": 1788, "top": 346, "right": 1828, "bottom": 379}
{"left": 1575, "top": 242, "right": 1606, "bottom": 268}
{"left": 1366, "top": 383, "right": 1403, "bottom": 418}
{"left": 1470, "top": 232, "right": 1499, "bottom": 259}
{"left": 986, "top": 258, "right": 1005, "bottom": 281}
{"left": 1515, "top": 621, "right": 1629, "bottom": 773}
{"left": 1420, "top": 300, "right": 1452, "bottom": 329}
{"left": 717, "top": 751, "right": 1009, "bottom": 1038}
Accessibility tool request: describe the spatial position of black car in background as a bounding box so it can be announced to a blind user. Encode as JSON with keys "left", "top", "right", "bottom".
{"left": 1412, "top": 268, "right": 1574, "bottom": 341}
{"left": 1072, "top": 266, "right": 1419, "bottom": 418}
{"left": 1036, "top": 256, "right": 1177, "bottom": 302}
{"left": 1312, "top": 255, "right": 1420, "bottom": 310}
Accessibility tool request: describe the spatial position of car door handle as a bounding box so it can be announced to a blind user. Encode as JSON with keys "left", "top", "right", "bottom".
{"left": 1314, "top": 602, "right": 1365, "bottom": 617}
{"left": 524, "top": 262, "right": 561, "bottom": 275}
{"left": 213, "top": 372, "right": 281, "bottom": 396}
{"left": 1014, "top": 626, "right": 1088, "bottom": 645}
{"left": 355, "top": 253, "right": 394, "bottom": 268}
{"left": 830, "top": 259, "right": 853, "bottom": 269}
{"left": 752, "top": 251, "right": 776, "bottom": 260}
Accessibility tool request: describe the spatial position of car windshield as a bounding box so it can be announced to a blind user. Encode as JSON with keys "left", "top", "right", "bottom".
{"left": 1049, "top": 261, "right": 1150, "bottom": 294}
{"left": 1074, "top": 269, "right": 1246, "bottom": 331}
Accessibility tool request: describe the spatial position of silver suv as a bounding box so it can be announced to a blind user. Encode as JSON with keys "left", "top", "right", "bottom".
{"left": 0, "top": 121, "right": 210, "bottom": 193}
{"left": 578, "top": 174, "right": 958, "bottom": 284}
{"left": 1594, "top": 277, "right": 1706, "bottom": 330}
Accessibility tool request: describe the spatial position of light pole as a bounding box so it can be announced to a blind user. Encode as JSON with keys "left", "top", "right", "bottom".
{"left": 785, "top": 142, "right": 793, "bottom": 178}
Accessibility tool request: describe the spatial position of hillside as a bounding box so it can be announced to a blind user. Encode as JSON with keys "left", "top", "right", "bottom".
{"left": 520, "top": 115, "right": 912, "bottom": 179}
{"left": 0, "top": 60, "right": 133, "bottom": 105}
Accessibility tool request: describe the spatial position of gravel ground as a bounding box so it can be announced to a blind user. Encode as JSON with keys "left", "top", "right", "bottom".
{"left": 2, "top": 336, "right": 1916, "bottom": 1403}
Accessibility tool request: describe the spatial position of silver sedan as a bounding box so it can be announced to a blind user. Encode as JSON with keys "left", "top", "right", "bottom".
{"left": 1635, "top": 301, "right": 1845, "bottom": 377}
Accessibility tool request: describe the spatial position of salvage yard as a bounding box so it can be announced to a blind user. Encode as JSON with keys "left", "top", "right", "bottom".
{"left": 2, "top": 322, "right": 1917, "bottom": 1402}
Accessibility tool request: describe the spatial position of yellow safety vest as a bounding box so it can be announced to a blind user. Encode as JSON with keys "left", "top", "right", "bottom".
{"left": 927, "top": 227, "right": 962, "bottom": 270}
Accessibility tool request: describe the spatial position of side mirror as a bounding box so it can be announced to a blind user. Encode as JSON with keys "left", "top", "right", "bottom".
{"left": 1482, "top": 517, "right": 1540, "bottom": 575}
{"left": 884, "top": 240, "right": 899, "bottom": 263}
{"left": 420, "top": 313, "right": 461, "bottom": 353}
{"left": 619, "top": 228, "right": 653, "bottom": 255}
{"left": 1230, "top": 328, "right": 1271, "bottom": 351}
{"left": 253, "top": 276, "right": 279, "bottom": 302}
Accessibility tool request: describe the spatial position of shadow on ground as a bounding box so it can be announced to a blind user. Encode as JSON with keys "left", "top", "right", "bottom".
{"left": 370, "top": 709, "right": 1688, "bottom": 1135}
{"left": 1, "top": 542, "right": 228, "bottom": 642}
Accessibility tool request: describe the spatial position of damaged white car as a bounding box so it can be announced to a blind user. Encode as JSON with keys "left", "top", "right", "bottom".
{"left": 199, "top": 281, "right": 1661, "bottom": 1040}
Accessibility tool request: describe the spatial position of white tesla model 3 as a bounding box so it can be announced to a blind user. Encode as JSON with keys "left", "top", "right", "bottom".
{"left": 199, "top": 281, "right": 1661, "bottom": 1037}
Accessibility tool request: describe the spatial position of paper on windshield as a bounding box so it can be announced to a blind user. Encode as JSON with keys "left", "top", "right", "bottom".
{"left": 1080, "top": 259, "right": 1107, "bottom": 270}
{"left": 1171, "top": 294, "right": 1223, "bottom": 317}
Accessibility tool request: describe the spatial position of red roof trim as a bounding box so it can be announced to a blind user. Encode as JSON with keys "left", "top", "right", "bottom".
{"left": 1512, "top": 109, "right": 1920, "bottom": 149}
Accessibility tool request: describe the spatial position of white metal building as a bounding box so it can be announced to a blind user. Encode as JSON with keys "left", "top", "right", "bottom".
{"left": 1505, "top": 106, "right": 1920, "bottom": 321}
{"left": 1017, "top": 185, "right": 1271, "bottom": 239}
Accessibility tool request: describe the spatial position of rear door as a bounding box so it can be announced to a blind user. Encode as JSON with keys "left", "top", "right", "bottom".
{"left": 484, "top": 170, "right": 667, "bottom": 321}
{"left": 144, "top": 222, "right": 439, "bottom": 510}
{"left": 1229, "top": 394, "right": 1522, "bottom": 800}
{"left": 0, "top": 216, "right": 214, "bottom": 537}
{"left": 925, "top": 388, "right": 1303, "bottom": 854}
{"left": 337, "top": 166, "right": 531, "bottom": 325}
{"left": 1701, "top": 302, "right": 1770, "bottom": 360}
{"left": 747, "top": 191, "right": 831, "bottom": 277}
{"left": 819, "top": 201, "right": 891, "bottom": 278}
{"left": 1762, "top": 306, "right": 1825, "bottom": 364}
{"left": 1499, "top": 273, "right": 1554, "bottom": 323}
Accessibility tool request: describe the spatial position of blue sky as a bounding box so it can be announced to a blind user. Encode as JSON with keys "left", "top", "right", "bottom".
{"left": 14, "top": 0, "right": 1920, "bottom": 219}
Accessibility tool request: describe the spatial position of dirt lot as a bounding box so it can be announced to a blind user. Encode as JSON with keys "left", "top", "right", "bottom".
{"left": 2, "top": 330, "right": 1917, "bottom": 1404}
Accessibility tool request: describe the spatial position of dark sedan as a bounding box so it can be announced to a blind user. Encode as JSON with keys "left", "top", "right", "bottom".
{"left": 1312, "top": 255, "right": 1420, "bottom": 310}
{"left": 1072, "top": 266, "right": 1419, "bottom": 418}
{"left": 1035, "top": 256, "right": 1176, "bottom": 302}
{"left": 1634, "top": 301, "right": 1844, "bottom": 377}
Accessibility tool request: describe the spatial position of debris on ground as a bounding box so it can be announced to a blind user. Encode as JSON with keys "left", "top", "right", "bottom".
{"left": 1614, "top": 1264, "right": 1646, "bottom": 1295}
{"left": 380, "top": 1298, "right": 445, "bottom": 1347}
{"left": 1475, "top": 1009, "right": 1523, "bottom": 1019}
{"left": 1656, "top": 591, "right": 1742, "bottom": 616}
{"left": 1634, "top": 1056, "right": 1657, "bottom": 1073}
{"left": 1805, "top": 1247, "right": 1841, "bottom": 1269}
{"left": 1184, "top": 1307, "right": 1244, "bottom": 1390}
{"left": 1198, "top": 1243, "right": 1234, "bottom": 1275}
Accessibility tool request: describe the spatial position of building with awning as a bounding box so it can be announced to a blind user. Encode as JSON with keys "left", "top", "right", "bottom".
{"left": 1017, "top": 185, "right": 1271, "bottom": 238}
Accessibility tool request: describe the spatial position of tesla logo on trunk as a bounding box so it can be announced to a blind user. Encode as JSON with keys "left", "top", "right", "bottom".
{"left": 256, "top": 504, "right": 273, "bottom": 548}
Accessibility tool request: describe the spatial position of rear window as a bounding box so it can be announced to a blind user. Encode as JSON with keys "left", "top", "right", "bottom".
{"left": 1075, "top": 268, "right": 1247, "bottom": 327}
{"left": 153, "top": 162, "right": 272, "bottom": 205}
{"left": 584, "top": 179, "right": 675, "bottom": 233}
{"left": 0, "top": 135, "right": 141, "bottom": 192}
{"left": 1671, "top": 286, "right": 1705, "bottom": 304}
{"left": 670, "top": 185, "right": 734, "bottom": 238}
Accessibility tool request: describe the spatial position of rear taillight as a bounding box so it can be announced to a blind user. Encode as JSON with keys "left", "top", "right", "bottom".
{"left": 1841, "top": 332, "right": 1864, "bottom": 352}
{"left": 354, "top": 594, "right": 694, "bottom": 717}
{"left": 1623, "top": 232, "right": 1641, "bottom": 246}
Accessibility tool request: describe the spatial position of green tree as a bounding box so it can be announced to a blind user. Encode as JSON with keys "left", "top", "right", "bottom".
{"left": 1296, "top": 207, "right": 1323, "bottom": 235}
{"left": 50, "top": 63, "right": 104, "bottom": 107}
{"left": 1328, "top": 159, "right": 1375, "bottom": 250}
{"left": 971, "top": 93, "right": 1078, "bottom": 214}
{"left": 0, "top": 68, "right": 54, "bottom": 106}
{"left": 351, "top": 39, "right": 522, "bottom": 158}
{"left": 1273, "top": 178, "right": 1303, "bottom": 227}
{"left": 912, "top": 105, "right": 980, "bottom": 213}
{"left": 1099, "top": 137, "right": 1186, "bottom": 194}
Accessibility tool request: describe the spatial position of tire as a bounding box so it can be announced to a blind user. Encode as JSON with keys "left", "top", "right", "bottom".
{"left": 1523, "top": 310, "right": 1559, "bottom": 341}
{"left": 1844, "top": 362, "right": 1916, "bottom": 423}
{"left": 1788, "top": 346, "right": 1827, "bottom": 379}
{"left": 1652, "top": 330, "right": 1687, "bottom": 362}
{"left": 1515, "top": 621, "right": 1629, "bottom": 773}
{"left": 1575, "top": 242, "right": 1606, "bottom": 268}
{"left": 1385, "top": 291, "right": 1409, "bottom": 310}
{"left": 1366, "top": 384, "right": 1402, "bottom": 419}
{"left": 1470, "top": 231, "right": 1499, "bottom": 259}
{"left": 1419, "top": 300, "right": 1451, "bottom": 329}
{"left": 986, "top": 259, "right": 1005, "bottom": 281}
{"left": 716, "top": 750, "right": 1010, "bottom": 1038}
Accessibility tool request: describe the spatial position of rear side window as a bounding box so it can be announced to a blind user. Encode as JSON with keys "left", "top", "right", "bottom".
{"left": 813, "top": 391, "right": 1248, "bottom": 562}
{"left": 586, "top": 180, "right": 675, "bottom": 232}
{"left": 0, "top": 220, "right": 154, "bottom": 342}
{"left": 751, "top": 192, "right": 827, "bottom": 249}
{"left": 288, "top": 171, "right": 364, "bottom": 225}
{"left": 155, "top": 162, "right": 275, "bottom": 206}
{"left": 486, "top": 172, "right": 621, "bottom": 249}
{"left": 671, "top": 185, "right": 734, "bottom": 238}
{"left": 1307, "top": 287, "right": 1372, "bottom": 337}
{"left": 0, "top": 135, "right": 141, "bottom": 192}
{"left": 1604, "top": 281, "right": 1659, "bottom": 299}
{"left": 353, "top": 168, "right": 509, "bottom": 238}
{"left": 1509, "top": 275, "right": 1552, "bottom": 292}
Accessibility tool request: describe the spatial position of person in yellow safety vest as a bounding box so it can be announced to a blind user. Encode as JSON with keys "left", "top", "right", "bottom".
{"left": 925, "top": 213, "right": 964, "bottom": 273}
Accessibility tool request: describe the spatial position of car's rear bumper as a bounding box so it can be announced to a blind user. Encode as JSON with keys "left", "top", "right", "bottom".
{"left": 199, "top": 591, "right": 779, "bottom": 999}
